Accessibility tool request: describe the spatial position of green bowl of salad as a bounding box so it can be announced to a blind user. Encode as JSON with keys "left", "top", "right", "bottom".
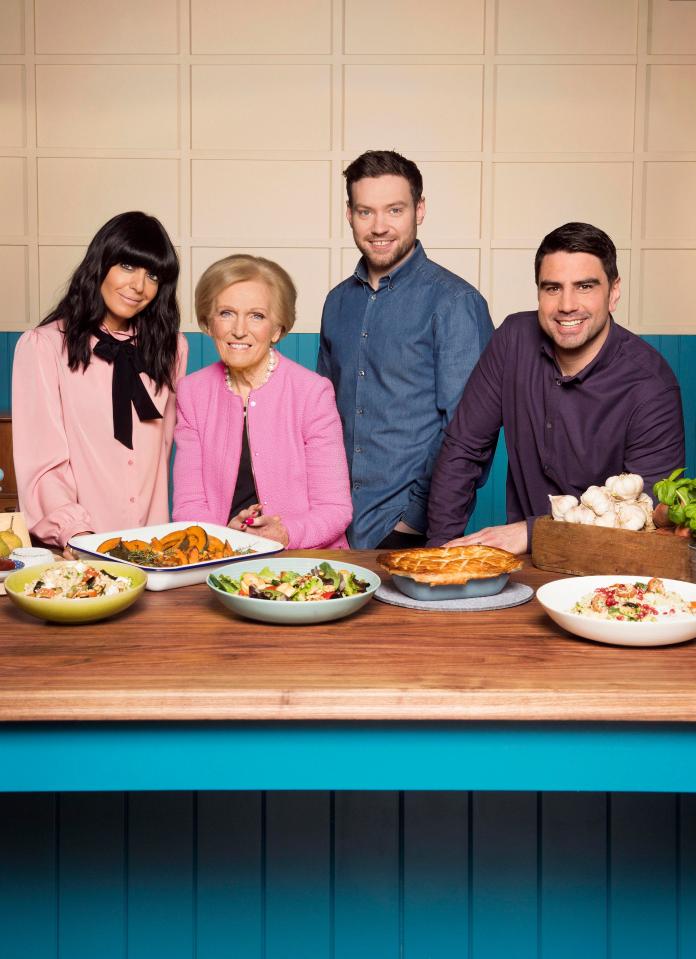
{"left": 207, "top": 559, "right": 380, "bottom": 625}
{"left": 4, "top": 560, "right": 147, "bottom": 624}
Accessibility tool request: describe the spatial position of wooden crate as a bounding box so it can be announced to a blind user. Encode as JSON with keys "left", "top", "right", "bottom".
{"left": 531, "top": 515, "right": 696, "bottom": 581}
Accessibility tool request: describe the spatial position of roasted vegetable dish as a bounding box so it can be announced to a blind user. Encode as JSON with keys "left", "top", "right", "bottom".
{"left": 97, "top": 525, "right": 253, "bottom": 567}
{"left": 210, "top": 562, "right": 370, "bottom": 601}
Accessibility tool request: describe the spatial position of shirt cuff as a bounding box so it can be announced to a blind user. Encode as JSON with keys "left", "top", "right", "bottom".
{"left": 402, "top": 501, "right": 427, "bottom": 535}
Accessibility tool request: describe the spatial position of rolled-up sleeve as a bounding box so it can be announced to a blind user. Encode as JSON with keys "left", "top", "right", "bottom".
{"left": 426, "top": 330, "right": 505, "bottom": 545}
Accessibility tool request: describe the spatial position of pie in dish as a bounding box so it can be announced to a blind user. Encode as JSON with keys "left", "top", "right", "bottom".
{"left": 376, "top": 544, "right": 523, "bottom": 586}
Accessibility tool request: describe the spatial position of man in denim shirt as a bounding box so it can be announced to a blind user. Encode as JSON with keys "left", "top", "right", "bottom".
{"left": 317, "top": 150, "right": 493, "bottom": 549}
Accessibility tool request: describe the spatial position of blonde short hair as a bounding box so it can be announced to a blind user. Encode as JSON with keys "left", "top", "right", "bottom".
{"left": 195, "top": 254, "right": 297, "bottom": 336}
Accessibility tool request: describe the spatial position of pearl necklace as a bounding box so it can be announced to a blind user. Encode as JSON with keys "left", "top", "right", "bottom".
{"left": 224, "top": 347, "right": 278, "bottom": 395}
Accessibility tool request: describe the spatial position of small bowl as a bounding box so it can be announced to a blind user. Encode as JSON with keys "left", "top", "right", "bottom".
{"left": 9, "top": 547, "right": 54, "bottom": 568}
{"left": 4, "top": 560, "right": 147, "bottom": 624}
{"left": 0, "top": 559, "right": 24, "bottom": 583}
{"left": 207, "top": 558, "right": 380, "bottom": 625}
{"left": 390, "top": 572, "right": 510, "bottom": 601}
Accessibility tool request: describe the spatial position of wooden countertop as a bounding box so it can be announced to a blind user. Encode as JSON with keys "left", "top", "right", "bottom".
{"left": 2, "top": 550, "right": 696, "bottom": 722}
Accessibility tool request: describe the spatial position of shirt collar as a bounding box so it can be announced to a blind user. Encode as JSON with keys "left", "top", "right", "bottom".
{"left": 353, "top": 239, "right": 426, "bottom": 291}
{"left": 540, "top": 315, "right": 621, "bottom": 383}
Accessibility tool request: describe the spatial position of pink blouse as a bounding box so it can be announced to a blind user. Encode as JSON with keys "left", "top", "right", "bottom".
{"left": 12, "top": 322, "right": 188, "bottom": 547}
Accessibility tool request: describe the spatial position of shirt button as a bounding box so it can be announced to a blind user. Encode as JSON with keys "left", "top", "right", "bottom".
{"left": 355, "top": 446, "right": 362, "bottom": 453}
{"left": 546, "top": 422, "right": 552, "bottom": 430}
{"left": 543, "top": 465, "right": 550, "bottom": 473}
{"left": 555, "top": 378, "right": 562, "bottom": 386}
{"left": 129, "top": 496, "right": 135, "bottom": 503}
{"left": 361, "top": 331, "right": 368, "bottom": 338}
{"left": 249, "top": 400, "right": 256, "bottom": 407}
{"left": 357, "top": 407, "right": 364, "bottom": 415}
{"left": 358, "top": 369, "right": 365, "bottom": 377}
{"left": 128, "top": 459, "right": 134, "bottom": 465}
{"left": 353, "top": 481, "right": 361, "bottom": 490}
{"left": 370, "top": 294, "right": 376, "bottom": 301}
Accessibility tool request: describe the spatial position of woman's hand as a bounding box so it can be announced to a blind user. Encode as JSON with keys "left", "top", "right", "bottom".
{"left": 229, "top": 507, "right": 290, "bottom": 547}
{"left": 62, "top": 531, "right": 93, "bottom": 560}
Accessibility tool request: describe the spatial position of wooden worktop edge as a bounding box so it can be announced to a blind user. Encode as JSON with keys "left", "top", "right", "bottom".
{"left": 1, "top": 687, "right": 695, "bottom": 721}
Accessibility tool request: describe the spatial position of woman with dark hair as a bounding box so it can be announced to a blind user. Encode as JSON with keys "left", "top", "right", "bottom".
{"left": 12, "top": 211, "right": 188, "bottom": 549}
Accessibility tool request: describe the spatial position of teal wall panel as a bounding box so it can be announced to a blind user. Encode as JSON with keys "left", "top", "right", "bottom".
{"left": 265, "top": 791, "right": 332, "bottom": 958}
{"left": 334, "top": 792, "right": 400, "bottom": 959}
{"left": 680, "top": 794, "right": 696, "bottom": 955}
{"left": 610, "top": 794, "right": 678, "bottom": 959}
{"left": 58, "top": 793, "right": 126, "bottom": 959}
{"left": 196, "top": 791, "right": 263, "bottom": 959}
{"left": 540, "top": 793, "right": 607, "bottom": 959}
{"left": 0, "top": 793, "right": 57, "bottom": 958}
{"left": 402, "top": 791, "right": 470, "bottom": 957}
{"left": 127, "top": 792, "right": 195, "bottom": 959}
{"left": 471, "top": 792, "right": 539, "bottom": 959}
{"left": 3, "top": 790, "right": 696, "bottom": 957}
{"left": 3, "top": 331, "right": 692, "bottom": 532}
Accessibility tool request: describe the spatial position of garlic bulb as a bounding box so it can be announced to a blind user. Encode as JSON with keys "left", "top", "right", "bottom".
{"left": 549, "top": 494, "right": 579, "bottom": 521}
{"left": 563, "top": 504, "right": 597, "bottom": 525}
{"left": 636, "top": 492, "right": 655, "bottom": 530}
{"left": 605, "top": 473, "right": 644, "bottom": 501}
{"left": 595, "top": 509, "right": 618, "bottom": 528}
{"left": 615, "top": 502, "right": 646, "bottom": 531}
{"left": 580, "top": 485, "right": 614, "bottom": 516}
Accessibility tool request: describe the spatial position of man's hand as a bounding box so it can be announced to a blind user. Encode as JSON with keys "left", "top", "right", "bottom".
{"left": 443, "top": 520, "right": 528, "bottom": 555}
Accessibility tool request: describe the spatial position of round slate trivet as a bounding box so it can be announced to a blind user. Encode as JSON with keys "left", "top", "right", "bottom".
{"left": 375, "top": 580, "right": 534, "bottom": 611}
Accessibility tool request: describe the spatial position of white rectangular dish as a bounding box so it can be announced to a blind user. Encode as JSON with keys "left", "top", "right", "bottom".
{"left": 69, "top": 522, "right": 284, "bottom": 591}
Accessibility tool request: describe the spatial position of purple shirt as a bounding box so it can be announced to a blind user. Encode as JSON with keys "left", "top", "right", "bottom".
{"left": 427, "top": 311, "right": 685, "bottom": 549}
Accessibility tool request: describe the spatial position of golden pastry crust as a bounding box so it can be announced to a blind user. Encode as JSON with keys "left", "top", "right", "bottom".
{"left": 376, "top": 544, "right": 523, "bottom": 585}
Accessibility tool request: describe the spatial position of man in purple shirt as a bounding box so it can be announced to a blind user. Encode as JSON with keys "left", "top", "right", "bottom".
{"left": 427, "top": 222, "right": 685, "bottom": 554}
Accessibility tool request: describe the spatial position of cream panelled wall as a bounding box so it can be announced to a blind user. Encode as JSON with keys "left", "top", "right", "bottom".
{"left": 1, "top": 0, "right": 696, "bottom": 333}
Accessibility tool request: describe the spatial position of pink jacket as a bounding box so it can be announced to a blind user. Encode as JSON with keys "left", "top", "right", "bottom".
{"left": 172, "top": 355, "right": 352, "bottom": 549}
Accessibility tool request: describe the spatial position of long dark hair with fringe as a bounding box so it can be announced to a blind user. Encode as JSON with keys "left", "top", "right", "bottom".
{"left": 40, "top": 211, "right": 180, "bottom": 391}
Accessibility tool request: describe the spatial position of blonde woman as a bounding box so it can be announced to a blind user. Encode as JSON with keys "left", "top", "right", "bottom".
{"left": 173, "top": 255, "right": 351, "bottom": 548}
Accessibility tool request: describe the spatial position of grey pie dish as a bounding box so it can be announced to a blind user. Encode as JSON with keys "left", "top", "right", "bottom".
{"left": 390, "top": 572, "right": 511, "bottom": 602}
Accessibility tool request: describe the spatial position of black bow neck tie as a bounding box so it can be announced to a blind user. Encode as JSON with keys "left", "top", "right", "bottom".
{"left": 92, "top": 328, "right": 162, "bottom": 450}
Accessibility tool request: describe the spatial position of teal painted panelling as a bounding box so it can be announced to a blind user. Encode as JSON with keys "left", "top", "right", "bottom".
{"left": 0, "top": 793, "right": 57, "bottom": 957}
{"left": 610, "top": 794, "right": 678, "bottom": 959}
{"left": 127, "top": 792, "right": 195, "bottom": 959}
{"left": 2, "top": 331, "right": 694, "bottom": 531}
{"left": 58, "top": 793, "right": 126, "bottom": 959}
{"left": 197, "top": 791, "right": 263, "bottom": 959}
{"left": 0, "top": 331, "right": 21, "bottom": 411}
{"left": 403, "top": 791, "right": 470, "bottom": 957}
{"left": 540, "top": 793, "right": 607, "bottom": 959}
{"left": 4, "top": 790, "right": 696, "bottom": 958}
{"left": 334, "top": 792, "right": 400, "bottom": 959}
{"left": 266, "top": 791, "right": 332, "bottom": 958}
{"left": 472, "top": 793, "right": 539, "bottom": 959}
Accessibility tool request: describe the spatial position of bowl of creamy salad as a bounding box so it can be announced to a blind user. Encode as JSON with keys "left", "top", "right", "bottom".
{"left": 536, "top": 575, "right": 696, "bottom": 646}
{"left": 4, "top": 560, "right": 146, "bottom": 623}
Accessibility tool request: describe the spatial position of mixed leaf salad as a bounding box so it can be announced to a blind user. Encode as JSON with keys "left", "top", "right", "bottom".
{"left": 210, "top": 562, "right": 370, "bottom": 602}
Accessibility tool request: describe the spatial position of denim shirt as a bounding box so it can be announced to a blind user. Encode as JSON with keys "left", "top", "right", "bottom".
{"left": 317, "top": 241, "right": 493, "bottom": 548}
